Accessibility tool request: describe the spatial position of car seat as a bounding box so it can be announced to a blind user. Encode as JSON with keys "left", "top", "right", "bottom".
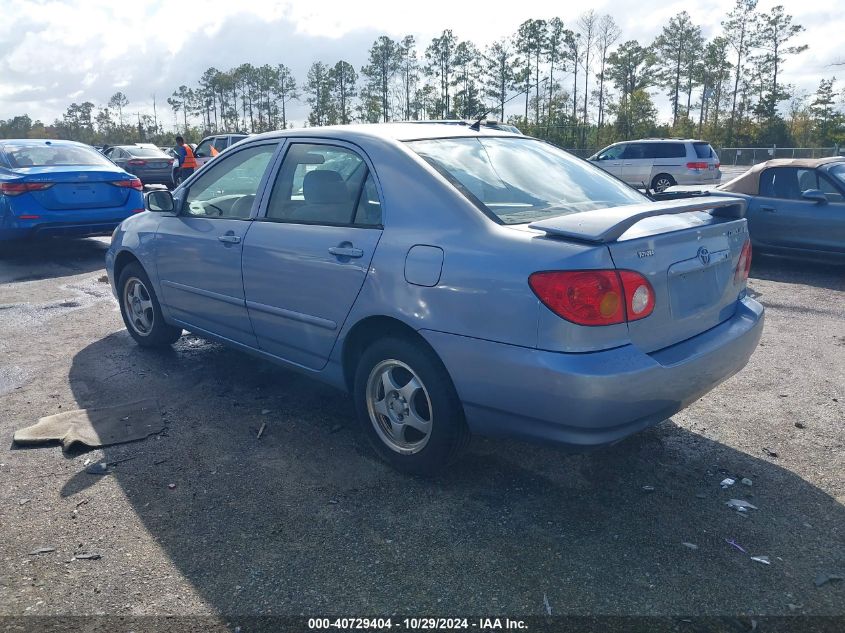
{"left": 291, "top": 170, "right": 354, "bottom": 224}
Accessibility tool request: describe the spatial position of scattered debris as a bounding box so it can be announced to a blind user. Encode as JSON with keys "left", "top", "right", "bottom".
{"left": 329, "top": 424, "right": 343, "bottom": 434}
{"left": 720, "top": 478, "right": 736, "bottom": 489}
{"left": 261, "top": 409, "right": 271, "bottom": 415}
{"left": 153, "top": 459, "right": 168, "bottom": 465}
{"left": 83, "top": 458, "right": 91, "bottom": 466}
{"left": 84, "top": 462, "right": 109, "bottom": 475}
{"left": 328, "top": 499, "right": 339, "bottom": 505}
{"left": 750, "top": 556, "right": 771, "bottom": 565}
{"left": 257, "top": 421, "right": 267, "bottom": 439}
{"left": 74, "top": 553, "right": 101, "bottom": 560}
{"left": 543, "top": 592, "right": 552, "bottom": 616}
{"left": 75, "top": 499, "right": 89, "bottom": 508}
{"left": 682, "top": 542, "right": 699, "bottom": 550}
{"left": 29, "top": 547, "right": 55, "bottom": 555}
{"left": 167, "top": 483, "right": 176, "bottom": 490}
{"left": 741, "top": 478, "right": 753, "bottom": 487}
{"left": 814, "top": 573, "right": 845, "bottom": 588}
{"left": 19, "top": 498, "right": 30, "bottom": 506}
{"left": 726, "top": 499, "right": 758, "bottom": 512}
{"left": 725, "top": 539, "right": 747, "bottom": 554}
{"left": 642, "top": 485, "right": 656, "bottom": 492}
{"left": 794, "top": 422, "right": 806, "bottom": 429}
{"left": 762, "top": 447, "right": 779, "bottom": 458}
{"left": 97, "top": 275, "right": 109, "bottom": 283}
{"left": 787, "top": 604, "right": 803, "bottom": 612}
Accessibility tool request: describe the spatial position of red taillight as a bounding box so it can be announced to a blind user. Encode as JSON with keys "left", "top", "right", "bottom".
{"left": 127, "top": 159, "right": 147, "bottom": 166}
{"left": 529, "top": 270, "right": 655, "bottom": 326}
{"left": 686, "top": 161, "right": 709, "bottom": 170}
{"left": 0, "top": 182, "right": 54, "bottom": 196}
{"left": 715, "top": 162, "right": 721, "bottom": 169}
{"left": 18, "top": 214, "right": 41, "bottom": 220}
{"left": 735, "top": 239, "right": 752, "bottom": 285}
{"left": 110, "top": 178, "right": 143, "bottom": 191}
{"left": 618, "top": 270, "right": 656, "bottom": 321}
{"left": 131, "top": 208, "right": 145, "bottom": 214}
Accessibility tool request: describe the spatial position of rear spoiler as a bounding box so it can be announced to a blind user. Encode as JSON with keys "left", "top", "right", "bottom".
{"left": 528, "top": 197, "right": 746, "bottom": 244}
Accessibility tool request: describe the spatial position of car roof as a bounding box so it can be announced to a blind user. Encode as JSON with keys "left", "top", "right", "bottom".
{"left": 610, "top": 138, "right": 708, "bottom": 144}
{"left": 719, "top": 156, "right": 845, "bottom": 194}
{"left": 246, "top": 123, "right": 522, "bottom": 145}
{"left": 0, "top": 139, "right": 89, "bottom": 148}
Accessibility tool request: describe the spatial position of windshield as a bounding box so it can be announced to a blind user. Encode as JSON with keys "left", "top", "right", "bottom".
{"left": 407, "top": 137, "right": 645, "bottom": 224}
{"left": 828, "top": 163, "right": 845, "bottom": 187}
{"left": 3, "top": 143, "right": 114, "bottom": 168}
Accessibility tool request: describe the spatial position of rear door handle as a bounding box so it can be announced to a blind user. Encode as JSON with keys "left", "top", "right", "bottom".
{"left": 218, "top": 233, "right": 241, "bottom": 244}
{"left": 328, "top": 246, "right": 364, "bottom": 258}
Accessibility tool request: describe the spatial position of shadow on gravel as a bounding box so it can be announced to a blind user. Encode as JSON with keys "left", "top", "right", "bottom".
{"left": 0, "top": 237, "right": 108, "bottom": 284}
{"left": 66, "top": 331, "right": 845, "bottom": 616}
{"left": 750, "top": 254, "right": 845, "bottom": 292}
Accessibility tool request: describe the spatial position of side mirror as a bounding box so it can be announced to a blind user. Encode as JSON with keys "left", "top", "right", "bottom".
{"left": 145, "top": 189, "right": 175, "bottom": 213}
{"left": 801, "top": 189, "right": 827, "bottom": 204}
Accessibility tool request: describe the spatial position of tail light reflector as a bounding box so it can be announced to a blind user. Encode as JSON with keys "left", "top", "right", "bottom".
{"left": 529, "top": 270, "right": 655, "bottom": 326}
{"left": 110, "top": 178, "right": 143, "bottom": 191}
{"left": 18, "top": 214, "right": 41, "bottom": 219}
{"left": 0, "top": 182, "right": 54, "bottom": 196}
{"left": 735, "top": 239, "right": 752, "bottom": 284}
{"left": 127, "top": 159, "right": 147, "bottom": 166}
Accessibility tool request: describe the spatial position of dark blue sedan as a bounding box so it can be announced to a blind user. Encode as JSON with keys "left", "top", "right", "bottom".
{"left": 0, "top": 139, "right": 144, "bottom": 241}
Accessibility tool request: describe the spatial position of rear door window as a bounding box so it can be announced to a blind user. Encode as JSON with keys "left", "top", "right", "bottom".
{"left": 653, "top": 143, "right": 686, "bottom": 159}
{"left": 213, "top": 137, "right": 229, "bottom": 153}
{"left": 622, "top": 143, "right": 651, "bottom": 159}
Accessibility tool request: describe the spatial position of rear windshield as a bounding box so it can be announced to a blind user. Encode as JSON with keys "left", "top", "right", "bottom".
{"left": 126, "top": 147, "right": 168, "bottom": 157}
{"left": 407, "top": 137, "right": 645, "bottom": 224}
{"left": 693, "top": 143, "right": 715, "bottom": 159}
{"left": 2, "top": 143, "right": 113, "bottom": 168}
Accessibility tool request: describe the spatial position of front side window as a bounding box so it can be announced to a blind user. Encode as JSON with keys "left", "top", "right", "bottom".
{"left": 3, "top": 143, "right": 114, "bottom": 168}
{"left": 265, "top": 143, "right": 373, "bottom": 226}
{"left": 598, "top": 145, "right": 625, "bottom": 161}
{"left": 183, "top": 144, "right": 278, "bottom": 219}
{"left": 408, "top": 137, "right": 645, "bottom": 225}
{"left": 194, "top": 139, "right": 213, "bottom": 158}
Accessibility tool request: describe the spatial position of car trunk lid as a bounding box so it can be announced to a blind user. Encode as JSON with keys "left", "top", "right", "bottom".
{"left": 14, "top": 166, "right": 132, "bottom": 210}
{"left": 529, "top": 198, "right": 749, "bottom": 353}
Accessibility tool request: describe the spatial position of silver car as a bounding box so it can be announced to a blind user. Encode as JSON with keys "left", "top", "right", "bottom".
{"left": 589, "top": 139, "right": 721, "bottom": 192}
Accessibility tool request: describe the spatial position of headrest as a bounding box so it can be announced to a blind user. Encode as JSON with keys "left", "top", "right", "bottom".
{"left": 303, "top": 170, "right": 348, "bottom": 204}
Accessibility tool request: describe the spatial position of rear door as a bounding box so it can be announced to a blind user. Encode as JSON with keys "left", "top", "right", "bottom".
{"left": 154, "top": 142, "right": 280, "bottom": 345}
{"left": 241, "top": 140, "right": 384, "bottom": 370}
{"left": 621, "top": 143, "right": 654, "bottom": 187}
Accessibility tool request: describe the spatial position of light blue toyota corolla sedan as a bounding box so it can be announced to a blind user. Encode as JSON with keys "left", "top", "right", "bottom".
{"left": 106, "top": 124, "right": 764, "bottom": 474}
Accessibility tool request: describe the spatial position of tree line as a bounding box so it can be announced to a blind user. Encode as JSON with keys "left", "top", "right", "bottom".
{"left": 2, "top": 0, "right": 843, "bottom": 151}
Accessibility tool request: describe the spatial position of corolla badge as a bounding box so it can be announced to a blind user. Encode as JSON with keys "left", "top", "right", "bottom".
{"left": 697, "top": 247, "right": 711, "bottom": 265}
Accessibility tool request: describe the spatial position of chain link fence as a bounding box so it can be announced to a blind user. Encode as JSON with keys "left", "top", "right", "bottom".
{"left": 716, "top": 147, "right": 841, "bottom": 166}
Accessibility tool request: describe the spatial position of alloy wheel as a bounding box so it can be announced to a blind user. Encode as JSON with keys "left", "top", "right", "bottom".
{"left": 366, "top": 359, "right": 434, "bottom": 455}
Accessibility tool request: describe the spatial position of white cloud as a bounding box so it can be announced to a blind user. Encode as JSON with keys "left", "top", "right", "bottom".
{"left": 0, "top": 0, "right": 839, "bottom": 129}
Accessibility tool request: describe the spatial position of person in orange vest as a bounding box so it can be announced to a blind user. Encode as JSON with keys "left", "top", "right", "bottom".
{"left": 175, "top": 136, "right": 197, "bottom": 183}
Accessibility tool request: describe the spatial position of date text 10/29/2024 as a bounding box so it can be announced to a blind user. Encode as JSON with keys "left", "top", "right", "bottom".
{"left": 308, "top": 618, "right": 528, "bottom": 630}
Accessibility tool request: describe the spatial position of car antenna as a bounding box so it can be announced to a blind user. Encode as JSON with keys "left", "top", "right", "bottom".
{"left": 469, "top": 77, "right": 549, "bottom": 131}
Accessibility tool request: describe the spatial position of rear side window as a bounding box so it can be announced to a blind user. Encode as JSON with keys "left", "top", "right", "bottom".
{"left": 126, "top": 147, "right": 168, "bottom": 158}
{"left": 693, "top": 143, "right": 715, "bottom": 159}
{"left": 213, "top": 137, "right": 229, "bottom": 152}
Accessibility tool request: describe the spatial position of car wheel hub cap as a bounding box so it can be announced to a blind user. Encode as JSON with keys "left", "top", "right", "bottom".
{"left": 366, "top": 359, "right": 433, "bottom": 455}
{"left": 123, "top": 278, "right": 154, "bottom": 336}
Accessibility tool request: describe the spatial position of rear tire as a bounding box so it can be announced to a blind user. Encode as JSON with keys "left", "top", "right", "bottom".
{"left": 652, "top": 174, "right": 676, "bottom": 192}
{"left": 353, "top": 337, "right": 470, "bottom": 476}
{"left": 118, "top": 262, "right": 182, "bottom": 348}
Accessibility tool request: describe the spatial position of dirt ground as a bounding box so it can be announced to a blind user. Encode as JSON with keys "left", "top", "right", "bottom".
{"left": 0, "top": 237, "right": 843, "bottom": 625}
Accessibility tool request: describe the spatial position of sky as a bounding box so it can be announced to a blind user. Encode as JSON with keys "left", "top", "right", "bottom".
{"left": 0, "top": 0, "right": 842, "bottom": 129}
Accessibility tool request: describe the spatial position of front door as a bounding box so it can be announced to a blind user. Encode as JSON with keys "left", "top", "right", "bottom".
{"left": 154, "top": 142, "right": 280, "bottom": 346}
{"left": 749, "top": 166, "right": 845, "bottom": 255}
{"left": 242, "top": 141, "right": 384, "bottom": 370}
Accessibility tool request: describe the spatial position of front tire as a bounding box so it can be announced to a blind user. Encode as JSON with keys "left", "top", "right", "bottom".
{"left": 118, "top": 262, "right": 182, "bottom": 347}
{"left": 353, "top": 337, "right": 469, "bottom": 476}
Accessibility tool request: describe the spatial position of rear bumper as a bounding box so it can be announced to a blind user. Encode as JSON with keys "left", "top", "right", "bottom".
{"left": 421, "top": 296, "right": 764, "bottom": 447}
{"left": 1, "top": 202, "right": 140, "bottom": 241}
{"left": 674, "top": 169, "right": 721, "bottom": 185}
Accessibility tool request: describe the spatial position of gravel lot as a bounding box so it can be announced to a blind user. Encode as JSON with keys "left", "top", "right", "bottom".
{"left": 0, "top": 237, "right": 842, "bottom": 624}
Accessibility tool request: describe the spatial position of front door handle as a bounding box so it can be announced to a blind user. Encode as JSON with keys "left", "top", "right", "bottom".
{"left": 218, "top": 233, "right": 241, "bottom": 244}
{"left": 760, "top": 206, "right": 776, "bottom": 213}
{"left": 328, "top": 246, "right": 364, "bottom": 258}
